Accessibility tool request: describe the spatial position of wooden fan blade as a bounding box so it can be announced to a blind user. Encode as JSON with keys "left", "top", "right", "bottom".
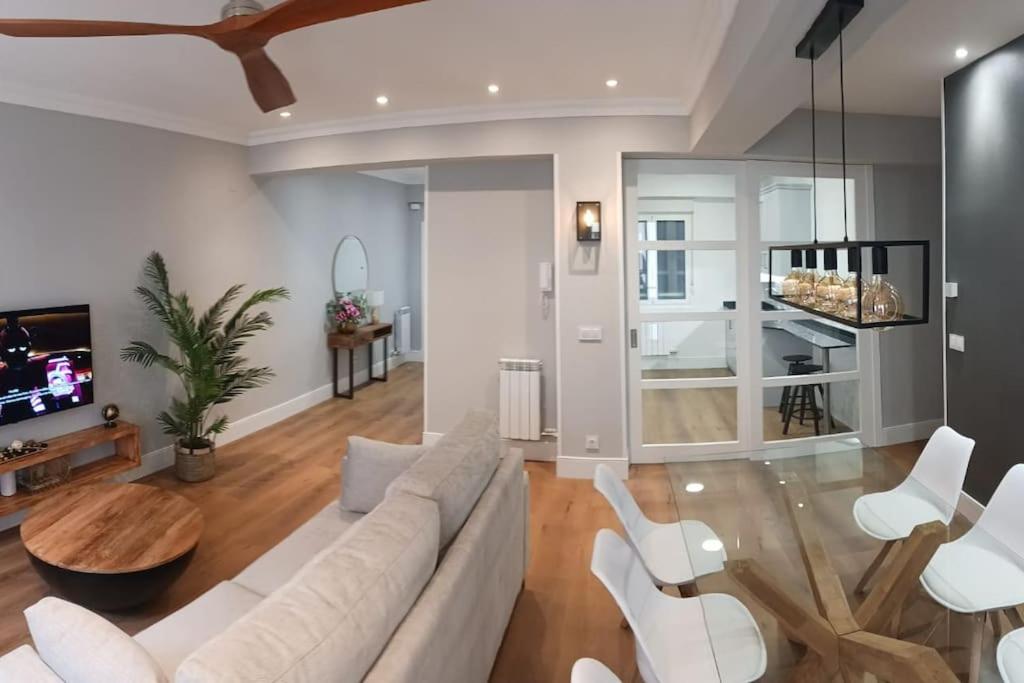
{"left": 0, "top": 19, "right": 206, "bottom": 39}
{"left": 236, "top": 48, "right": 296, "bottom": 113}
{"left": 250, "top": 0, "right": 427, "bottom": 38}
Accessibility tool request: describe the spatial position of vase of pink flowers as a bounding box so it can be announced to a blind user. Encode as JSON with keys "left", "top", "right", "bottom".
{"left": 327, "top": 293, "right": 366, "bottom": 334}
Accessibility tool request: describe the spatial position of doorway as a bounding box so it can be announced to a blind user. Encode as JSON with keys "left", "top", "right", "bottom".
{"left": 624, "top": 159, "right": 877, "bottom": 464}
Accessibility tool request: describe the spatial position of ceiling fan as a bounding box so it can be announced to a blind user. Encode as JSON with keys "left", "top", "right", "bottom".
{"left": 0, "top": 0, "right": 427, "bottom": 113}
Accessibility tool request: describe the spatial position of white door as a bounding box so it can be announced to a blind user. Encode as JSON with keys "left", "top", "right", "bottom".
{"left": 624, "top": 160, "right": 752, "bottom": 463}
{"left": 625, "top": 159, "right": 878, "bottom": 464}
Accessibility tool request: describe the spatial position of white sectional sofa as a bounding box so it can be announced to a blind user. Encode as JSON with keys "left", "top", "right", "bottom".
{"left": 1, "top": 410, "right": 529, "bottom": 683}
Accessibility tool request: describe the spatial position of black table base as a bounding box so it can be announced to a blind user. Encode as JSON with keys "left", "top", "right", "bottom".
{"left": 333, "top": 337, "right": 390, "bottom": 399}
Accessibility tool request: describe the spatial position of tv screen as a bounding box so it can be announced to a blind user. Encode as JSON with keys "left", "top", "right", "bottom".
{"left": 0, "top": 305, "right": 94, "bottom": 427}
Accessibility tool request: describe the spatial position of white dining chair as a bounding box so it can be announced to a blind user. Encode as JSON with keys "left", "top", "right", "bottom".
{"left": 590, "top": 528, "right": 767, "bottom": 683}
{"left": 571, "top": 658, "right": 623, "bottom": 683}
{"left": 999, "top": 628, "right": 1024, "bottom": 683}
{"left": 594, "top": 464, "right": 726, "bottom": 592}
{"left": 920, "top": 464, "right": 1024, "bottom": 683}
{"left": 851, "top": 425, "right": 974, "bottom": 593}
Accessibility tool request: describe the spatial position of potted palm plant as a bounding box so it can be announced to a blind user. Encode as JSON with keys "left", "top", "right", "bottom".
{"left": 121, "top": 252, "right": 289, "bottom": 482}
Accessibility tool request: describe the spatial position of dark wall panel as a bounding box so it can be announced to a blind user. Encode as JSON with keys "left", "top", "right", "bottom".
{"left": 944, "top": 34, "right": 1024, "bottom": 503}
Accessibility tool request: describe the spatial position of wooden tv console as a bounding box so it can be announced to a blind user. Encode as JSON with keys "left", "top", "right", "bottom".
{"left": 0, "top": 421, "right": 141, "bottom": 516}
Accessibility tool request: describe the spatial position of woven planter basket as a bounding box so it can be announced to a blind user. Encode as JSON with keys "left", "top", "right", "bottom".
{"left": 175, "top": 442, "right": 215, "bottom": 482}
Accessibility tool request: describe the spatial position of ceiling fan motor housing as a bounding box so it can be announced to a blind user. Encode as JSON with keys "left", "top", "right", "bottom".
{"left": 221, "top": 0, "right": 265, "bottom": 20}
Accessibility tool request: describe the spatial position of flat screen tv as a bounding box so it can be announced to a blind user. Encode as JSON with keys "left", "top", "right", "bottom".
{"left": 0, "top": 305, "right": 94, "bottom": 427}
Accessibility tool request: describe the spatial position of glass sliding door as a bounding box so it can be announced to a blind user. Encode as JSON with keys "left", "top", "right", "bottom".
{"left": 625, "top": 160, "right": 750, "bottom": 463}
{"left": 625, "top": 159, "right": 877, "bottom": 464}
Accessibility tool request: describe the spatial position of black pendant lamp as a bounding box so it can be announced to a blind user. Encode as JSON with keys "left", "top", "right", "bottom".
{"left": 769, "top": 0, "right": 930, "bottom": 329}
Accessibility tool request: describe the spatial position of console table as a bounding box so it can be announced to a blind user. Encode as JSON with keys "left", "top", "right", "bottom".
{"left": 327, "top": 323, "right": 393, "bottom": 399}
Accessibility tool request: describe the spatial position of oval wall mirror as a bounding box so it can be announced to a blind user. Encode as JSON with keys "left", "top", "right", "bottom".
{"left": 332, "top": 235, "right": 369, "bottom": 295}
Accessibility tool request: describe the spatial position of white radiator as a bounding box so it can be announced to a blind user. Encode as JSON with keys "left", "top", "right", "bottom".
{"left": 498, "top": 359, "right": 542, "bottom": 441}
{"left": 394, "top": 306, "right": 412, "bottom": 355}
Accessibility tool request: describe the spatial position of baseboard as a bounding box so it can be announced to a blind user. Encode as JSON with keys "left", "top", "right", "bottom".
{"left": 878, "top": 419, "right": 943, "bottom": 447}
{"left": 337, "top": 354, "right": 407, "bottom": 391}
{"left": 422, "top": 431, "right": 443, "bottom": 446}
{"left": 404, "top": 349, "right": 424, "bottom": 363}
{"left": 556, "top": 455, "right": 628, "bottom": 479}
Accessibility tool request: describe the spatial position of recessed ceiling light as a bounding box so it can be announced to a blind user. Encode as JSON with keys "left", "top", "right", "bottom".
{"left": 487, "top": 83, "right": 500, "bottom": 94}
{"left": 278, "top": 111, "right": 292, "bottom": 118}
{"left": 605, "top": 78, "right": 619, "bottom": 88}
{"left": 684, "top": 482, "right": 704, "bottom": 494}
{"left": 376, "top": 95, "right": 389, "bottom": 106}
{"left": 955, "top": 46, "right": 969, "bottom": 60}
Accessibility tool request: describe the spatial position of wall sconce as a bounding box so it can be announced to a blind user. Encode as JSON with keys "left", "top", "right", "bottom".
{"left": 576, "top": 201, "right": 602, "bottom": 242}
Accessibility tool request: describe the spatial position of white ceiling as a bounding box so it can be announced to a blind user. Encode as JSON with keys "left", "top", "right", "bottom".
{"left": 815, "top": 0, "right": 1024, "bottom": 117}
{"left": 0, "top": 0, "right": 737, "bottom": 142}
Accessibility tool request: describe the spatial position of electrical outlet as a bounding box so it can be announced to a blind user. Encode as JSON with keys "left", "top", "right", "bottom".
{"left": 949, "top": 333, "right": 965, "bottom": 352}
{"left": 585, "top": 435, "right": 600, "bottom": 452}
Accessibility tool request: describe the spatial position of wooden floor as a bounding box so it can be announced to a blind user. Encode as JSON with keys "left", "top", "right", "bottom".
{"left": 642, "top": 368, "right": 851, "bottom": 444}
{"left": 0, "top": 362, "right": 961, "bottom": 682}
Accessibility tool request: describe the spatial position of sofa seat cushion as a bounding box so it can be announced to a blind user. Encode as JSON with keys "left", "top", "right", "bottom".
{"left": 341, "top": 437, "right": 427, "bottom": 513}
{"left": 234, "top": 501, "right": 365, "bottom": 596}
{"left": 0, "top": 645, "right": 62, "bottom": 682}
{"left": 386, "top": 409, "right": 500, "bottom": 547}
{"left": 133, "top": 581, "right": 264, "bottom": 679}
{"left": 25, "top": 597, "right": 167, "bottom": 683}
{"left": 176, "top": 492, "right": 440, "bottom": 683}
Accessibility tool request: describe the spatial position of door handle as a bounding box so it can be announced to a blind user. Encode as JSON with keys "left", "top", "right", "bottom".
{"left": 630, "top": 328, "right": 638, "bottom": 349}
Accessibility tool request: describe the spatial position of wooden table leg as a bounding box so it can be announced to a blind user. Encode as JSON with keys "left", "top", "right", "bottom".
{"left": 968, "top": 611, "right": 985, "bottom": 683}
{"left": 855, "top": 540, "right": 897, "bottom": 595}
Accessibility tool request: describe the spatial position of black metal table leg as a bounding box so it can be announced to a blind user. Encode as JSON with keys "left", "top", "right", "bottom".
{"left": 370, "top": 337, "right": 390, "bottom": 383}
{"left": 348, "top": 348, "right": 354, "bottom": 398}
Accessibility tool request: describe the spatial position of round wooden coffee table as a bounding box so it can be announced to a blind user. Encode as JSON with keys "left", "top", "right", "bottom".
{"left": 21, "top": 482, "right": 203, "bottom": 611}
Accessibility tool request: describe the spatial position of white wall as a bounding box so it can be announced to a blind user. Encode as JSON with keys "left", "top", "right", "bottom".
{"left": 426, "top": 158, "right": 555, "bottom": 434}
{"left": 251, "top": 116, "right": 692, "bottom": 477}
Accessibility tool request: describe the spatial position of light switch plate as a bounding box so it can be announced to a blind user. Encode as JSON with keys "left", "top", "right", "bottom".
{"left": 944, "top": 282, "right": 959, "bottom": 298}
{"left": 585, "top": 435, "right": 600, "bottom": 452}
{"left": 949, "top": 333, "right": 965, "bottom": 352}
{"left": 578, "top": 326, "right": 603, "bottom": 342}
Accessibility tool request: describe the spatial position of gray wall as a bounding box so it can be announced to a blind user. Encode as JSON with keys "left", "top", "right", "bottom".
{"left": 426, "top": 158, "right": 556, "bottom": 434}
{"left": 257, "top": 170, "right": 422, "bottom": 378}
{"left": 944, "top": 34, "right": 1024, "bottom": 503}
{"left": 873, "top": 165, "right": 943, "bottom": 430}
{"left": 0, "top": 101, "right": 414, "bottom": 466}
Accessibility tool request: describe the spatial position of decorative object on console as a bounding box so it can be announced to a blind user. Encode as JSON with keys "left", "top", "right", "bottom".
{"left": 2, "top": 439, "right": 49, "bottom": 462}
{"left": 17, "top": 458, "right": 71, "bottom": 493}
{"left": 327, "top": 293, "right": 366, "bottom": 334}
{"left": 0, "top": 0, "right": 427, "bottom": 114}
{"left": 121, "top": 252, "right": 289, "bottom": 483}
{"left": 576, "top": 201, "right": 602, "bottom": 242}
{"left": 366, "top": 290, "right": 384, "bottom": 324}
{"left": 769, "top": 0, "right": 929, "bottom": 329}
{"left": 101, "top": 403, "right": 120, "bottom": 428}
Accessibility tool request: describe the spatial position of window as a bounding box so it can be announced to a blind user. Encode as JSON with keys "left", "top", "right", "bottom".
{"left": 639, "top": 218, "right": 687, "bottom": 302}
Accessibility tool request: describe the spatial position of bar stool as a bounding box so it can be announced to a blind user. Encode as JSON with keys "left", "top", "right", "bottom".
{"left": 778, "top": 354, "right": 813, "bottom": 414}
{"left": 782, "top": 364, "right": 824, "bottom": 436}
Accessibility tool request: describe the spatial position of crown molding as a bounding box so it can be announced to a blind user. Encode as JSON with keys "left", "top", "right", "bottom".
{"left": 0, "top": 80, "right": 247, "bottom": 146}
{"left": 246, "top": 98, "right": 687, "bottom": 147}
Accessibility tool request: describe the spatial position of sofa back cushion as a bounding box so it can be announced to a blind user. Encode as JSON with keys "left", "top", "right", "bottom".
{"left": 386, "top": 410, "right": 500, "bottom": 547}
{"left": 176, "top": 493, "right": 439, "bottom": 683}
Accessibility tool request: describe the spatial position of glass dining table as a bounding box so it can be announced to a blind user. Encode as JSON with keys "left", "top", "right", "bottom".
{"left": 661, "top": 445, "right": 1021, "bottom": 682}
